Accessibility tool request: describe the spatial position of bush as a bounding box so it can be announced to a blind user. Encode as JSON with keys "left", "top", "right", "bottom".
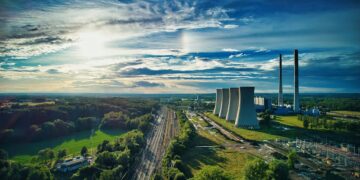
{"left": 72, "top": 165, "right": 102, "bottom": 180}
{"left": 287, "top": 150, "right": 297, "bottom": 169}
{"left": 244, "top": 159, "right": 268, "bottom": 180}
{"left": 57, "top": 149, "right": 67, "bottom": 159}
{"left": 0, "top": 149, "right": 8, "bottom": 160}
{"left": 193, "top": 166, "right": 231, "bottom": 180}
{"left": 95, "top": 151, "right": 118, "bottom": 169}
{"left": 101, "top": 112, "right": 128, "bottom": 129}
{"left": 266, "top": 160, "right": 289, "bottom": 180}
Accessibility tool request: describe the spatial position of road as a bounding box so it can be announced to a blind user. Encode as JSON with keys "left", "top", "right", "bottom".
{"left": 131, "top": 107, "right": 179, "bottom": 180}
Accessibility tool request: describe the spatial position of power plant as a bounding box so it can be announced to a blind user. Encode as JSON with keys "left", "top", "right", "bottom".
{"left": 213, "top": 49, "right": 301, "bottom": 129}
{"left": 278, "top": 54, "right": 283, "bottom": 107}
{"left": 213, "top": 89, "right": 222, "bottom": 115}
{"left": 235, "top": 87, "right": 259, "bottom": 128}
{"left": 226, "top": 88, "right": 239, "bottom": 121}
{"left": 293, "top": 49, "right": 300, "bottom": 112}
{"left": 219, "top": 88, "right": 230, "bottom": 119}
{"left": 214, "top": 87, "right": 259, "bottom": 129}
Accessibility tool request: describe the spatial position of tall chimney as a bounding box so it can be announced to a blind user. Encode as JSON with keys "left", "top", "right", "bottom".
{"left": 293, "top": 49, "right": 300, "bottom": 112}
{"left": 278, "top": 54, "right": 283, "bottom": 107}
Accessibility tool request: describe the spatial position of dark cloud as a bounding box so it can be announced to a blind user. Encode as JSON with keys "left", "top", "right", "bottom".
{"left": 133, "top": 81, "right": 164, "bottom": 87}
{"left": 46, "top": 69, "right": 61, "bottom": 74}
{"left": 119, "top": 66, "right": 259, "bottom": 76}
{"left": 18, "top": 36, "right": 70, "bottom": 45}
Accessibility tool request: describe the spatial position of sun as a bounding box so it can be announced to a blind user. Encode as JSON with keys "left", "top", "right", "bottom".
{"left": 76, "top": 30, "right": 109, "bottom": 58}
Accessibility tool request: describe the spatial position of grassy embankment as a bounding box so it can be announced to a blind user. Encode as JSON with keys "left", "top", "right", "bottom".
{"left": 205, "top": 112, "right": 285, "bottom": 141}
{"left": 0, "top": 129, "right": 127, "bottom": 164}
{"left": 206, "top": 112, "right": 360, "bottom": 145}
{"left": 182, "top": 114, "right": 256, "bottom": 179}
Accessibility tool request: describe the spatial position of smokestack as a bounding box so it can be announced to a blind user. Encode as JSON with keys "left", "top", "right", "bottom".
{"left": 293, "top": 49, "right": 300, "bottom": 112}
{"left": 278, "top": 54, "right": 283, "bottom": 107}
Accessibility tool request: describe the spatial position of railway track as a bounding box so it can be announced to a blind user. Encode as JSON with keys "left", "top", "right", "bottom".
{"left": 131, "top": 107, "right": 179, "bottom": 180}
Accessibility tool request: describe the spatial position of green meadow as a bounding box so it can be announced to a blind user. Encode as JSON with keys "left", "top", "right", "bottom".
{"left": 0, "top": 129, "right": 127, "bottom": 164}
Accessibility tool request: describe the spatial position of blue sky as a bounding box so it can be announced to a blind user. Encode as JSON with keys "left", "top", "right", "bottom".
{"left": 0, "top": 0, "right": 359, "bottom": 93}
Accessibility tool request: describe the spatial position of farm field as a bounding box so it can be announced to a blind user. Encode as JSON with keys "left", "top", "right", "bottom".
{"left": 0, "top": 129, "right": 127, "bottom": 164}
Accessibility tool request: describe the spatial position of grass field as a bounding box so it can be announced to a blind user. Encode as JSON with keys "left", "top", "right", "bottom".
{"left": 182, "top": 124, "right": 255, "bottom": 179}
{"left": 275, "top": 115, "right": 303, "bottom": 128}
{"left": 205, "top": 113, "right": 284, "bottom": 141}
{"left": 329, "top": 111, "right": 360, "bottom": 117}
{"left": 19, "top": 101, "right": 55, "bottom": 106}
{"left": 192, "top": 116, "right": 210, "bottom": 127}
{"left": 0, "top": 129, "right": 127, "bottom": 164}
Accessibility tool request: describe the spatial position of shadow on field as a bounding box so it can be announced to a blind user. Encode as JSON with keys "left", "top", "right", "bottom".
{"left": 181, "top": 134, "right": 227, "bottom": 177}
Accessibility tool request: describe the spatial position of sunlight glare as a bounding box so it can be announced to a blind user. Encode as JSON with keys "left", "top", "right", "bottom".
{"left": 76, "top": 31, "right": 110, "bottom": 58}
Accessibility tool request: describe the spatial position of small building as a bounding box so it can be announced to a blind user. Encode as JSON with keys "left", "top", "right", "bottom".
{"left": 254, "top": 96, "right": 272, "bottom": 112}
{"left": 57, "top": 156, "right": 89, "bottom": 173}
{"left": 304, "top": 107, "right": 320, "bottom": 116}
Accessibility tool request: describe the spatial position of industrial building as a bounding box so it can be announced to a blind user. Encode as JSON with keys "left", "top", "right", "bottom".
{"left": 278, "top": 54, "right": 284, "bottom": 107}
{"left": 212, "top": 49, "right": 300, "bottom": 128}
{"left": 213, "top": 87, "right": 259, "bottom": 129}
{"left": 219, "top": 88, "right": 229, "bottom": 119}
{"left": 275, "top": 49, "right": 301, "bottom": 114}
{"left": 213, "top": 89, "right": 222, "bottom": 115}
{"left": 236, "top": 87, "right": 259, "bottom": 128}
{"left": 226, "top": 88, "right": 239, "bottom": 121}
{"left": 254, "top": 96, "right": 272, "bottom": 112}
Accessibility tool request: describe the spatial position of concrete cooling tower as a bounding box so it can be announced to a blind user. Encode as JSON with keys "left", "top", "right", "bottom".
{"left": 235, "top": 87, "right": 259, "bottom": 129}
{"left": 213, "top": 89, "right": 223, "bottom": 115}
{"left": 226, "top": 88, "right": 239, "bottom": 121}
{"left": 219, "top": 88, "right": 230, "bottom": 118}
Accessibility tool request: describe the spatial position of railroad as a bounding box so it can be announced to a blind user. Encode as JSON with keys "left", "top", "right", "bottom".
{"left": 131, "top": 107, "right": 179, "bottom": 180}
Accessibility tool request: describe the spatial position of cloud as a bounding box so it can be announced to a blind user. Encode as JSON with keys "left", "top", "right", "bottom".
{"left": 46, "top": 69, "right": 61, "bottom": 74}
{"left": 222, "top": 48, "right": 238, "bottom": 52}
{"left": 229, "top": 53, "right": 247, "bottom": 58}
{"left": 133, "top": 81, "right": 165, "bottom": 87}
{"left": 223, "top": 24, "right": 239, "bottom": 29}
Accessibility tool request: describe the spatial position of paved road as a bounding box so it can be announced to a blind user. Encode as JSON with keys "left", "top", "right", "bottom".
{"left": 131, "top": 107, "right": 179, "bottom": 180}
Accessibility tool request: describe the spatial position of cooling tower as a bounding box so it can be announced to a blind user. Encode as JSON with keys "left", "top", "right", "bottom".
{"left": 278, "top": 54, "right": 284, "bottom": 107}
{"left": 226, "top": 88, "right": 239, "bottom": 121}
{"left": 293, "top": 49, "right": 300, "bottom": 112}
{"left": 219, "top": 88, "right": 230, "bottom": 118}
{"left": 213, "top": 89, "right": 223, "bottom": 115}
{"left": 235, "top": 87, "right": 259, "bottom": 129}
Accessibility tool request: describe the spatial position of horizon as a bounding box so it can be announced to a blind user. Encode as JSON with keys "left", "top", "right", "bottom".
{"left": 1, "top": 0, "right": 360, "bottom": 93}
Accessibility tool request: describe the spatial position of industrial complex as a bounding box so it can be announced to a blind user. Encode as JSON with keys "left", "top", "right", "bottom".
{"left": 213, "top": 49, "right": 301, "bottom": 128}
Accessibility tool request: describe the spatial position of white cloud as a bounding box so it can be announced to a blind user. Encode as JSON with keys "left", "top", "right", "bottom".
{"left": 223, "top": 24, "right": 239, "bottom": 29}
{"left": 222, "top": 48, "right": 238, "bottom": 52}
{"left": 229, "top": 53, "right": 247, "bottom": 58}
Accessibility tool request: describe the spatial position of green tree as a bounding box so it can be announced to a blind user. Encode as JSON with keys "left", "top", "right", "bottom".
{"left": 266, "top": 160, "right": 289, "bottom": 180}
{"left": 303, "top": 119, "right": 309, "bottom": 129}
{"left": 57, "top": 149, "right": 67, "bottom": 159}
{"left": 37, "top": 148, "right": 55, "bottom": 162}
{"left": 244, "top": 159, "right": 268, "bottom": 180}
{"left": 81, "top": 146, "right": 88, "bottom": 156}
{"left": 0, "top": 149, "right": 8, "bottom": 160}
{"left": 193, "top": 166, "right": 232, "bottom": 180}
{"left": 71, "top": 165, "right": 102, "bottom": 180}
{"left": 95, "top": 151, "right": 118, "bottom": 169}
{"left": 27, "top": 166, "right": 53, "bottom": 180}
{"left": 287, "top": 150, "right": 297, "bottom": 169}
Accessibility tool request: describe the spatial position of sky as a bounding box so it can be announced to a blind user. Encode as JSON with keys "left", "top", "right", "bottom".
{"left": 0, "top": 0, "right": 359, "bottom": 94}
